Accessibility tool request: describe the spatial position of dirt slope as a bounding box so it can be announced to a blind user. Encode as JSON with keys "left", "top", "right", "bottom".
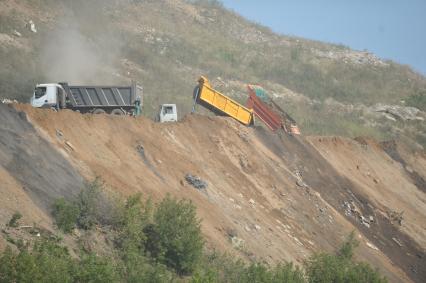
{"left": 1, "top": 104, "right": 425, "bottom": 282}
{"left": 0, "top": 103, "right": 84, "bottom": 249}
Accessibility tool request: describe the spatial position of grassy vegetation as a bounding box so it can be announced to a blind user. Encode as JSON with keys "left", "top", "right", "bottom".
{"left": 0, "top": 180, "right": 387, "bottom": 282}
{"left": 406, "top": 91, "right": 426, "bottom": 112}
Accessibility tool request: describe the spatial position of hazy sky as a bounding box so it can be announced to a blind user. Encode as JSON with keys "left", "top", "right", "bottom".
{"left": 221, "top": 0, "right": 426, "bottom": 75}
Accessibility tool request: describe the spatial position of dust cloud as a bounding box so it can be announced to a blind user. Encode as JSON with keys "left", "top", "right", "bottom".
{"left": 39, "top": 1, "right": 124, "bottom": 85}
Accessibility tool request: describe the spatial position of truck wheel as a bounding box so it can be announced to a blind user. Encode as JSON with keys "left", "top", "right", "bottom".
{"left": 111, "top": 109, "right": 125, "bottom": 115}
{"left": 93, "top": 109, "right": 106, "bottom": 114}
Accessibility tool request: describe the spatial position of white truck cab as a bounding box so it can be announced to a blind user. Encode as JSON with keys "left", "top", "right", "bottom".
{"left": 159, "top": 104, "right": 177, "bottom": 122}
{"left": 30, "top": 83, "right": 63, "bottom": 108}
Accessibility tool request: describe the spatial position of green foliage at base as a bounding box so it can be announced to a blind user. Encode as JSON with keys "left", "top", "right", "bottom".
{"left": 2, "top": 181, "right": 387, "bottom": 283}
{"left": 0, "top": 241, "right": 116, "bottom": 283}
{"left": 151, "top": 196, "right": 204, "bottom": 275}
{"left": 306, "top": 233, "right": 386, "bottom": 283}
{"left": 52, "top": 198, "right": 79, "bottom": 233}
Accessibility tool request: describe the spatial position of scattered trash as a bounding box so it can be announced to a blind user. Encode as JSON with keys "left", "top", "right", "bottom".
{"left": 343, "top": 200, "right": 355, "bottom": 216}
{"left": 343, "top": 200, "right": 373, "bottom": 228}
{"left": 27, "top": 20, "right": 37, "bottom": 33}
{"left": 388, "top": 210, "right": 404, "bottom": 226}
{"left": 295, "top": 170, "right": 308, "bottom": 188}
{"left": 239, "top": 155, "right": 249, "bottom": 169}
{"left": 1, "top": 98, "right": 18, "bottom": 104}
{"left": 292, "top": 236, "right": 303, "bottom": 246}
{"left": 12, "top": 30, "right": 22, "bottom": 37}
{"left": 136, "top": 144, "right": 145, "bottom": 156}
{"left": 366, "top": 242, "right": 379, "bottom": 251}
{"left": 296, "top": 179, "right": 307, "bottom": 188}
{"left": 56, "top": 129, "right": 64, "bottom": 141}
{"left": 65, "top": 141, "right": 75, "bottom": 151}
{"left": 248, "top": 199, "right": 255, "bottom": 206}
{"left": 18, "top": 225, "right": 32, "bottom": 229}
{"left": 392, "top": 237, "right": 403, "bottom": 247}
{"left": 231, "top": 236, "right": 245, "bottom": 249}
{"left": 185, "top": 174, "right": 208, "bottom": 190}
{"left": 360, "top": 216, "right": 370, "bottom": 228}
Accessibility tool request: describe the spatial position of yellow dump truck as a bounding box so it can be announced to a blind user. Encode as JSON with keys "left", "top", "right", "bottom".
{"left": 193, "top": 76, "right": 253, "bottom": 126}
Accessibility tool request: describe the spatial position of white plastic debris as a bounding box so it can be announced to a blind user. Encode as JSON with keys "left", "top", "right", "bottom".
{"left": 28, "top": 20, "right": 37, "bottom": 33}
{"left": 366, "top": 242, "right": 379, "bottom": 251}
{"left": 13, "top": 30, "right": 22, "bottom": 37}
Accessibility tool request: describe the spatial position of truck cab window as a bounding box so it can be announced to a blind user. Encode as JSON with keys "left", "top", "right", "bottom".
{"left": 34, "top": 87, "right": 46, "bottom": 99}
{"left": 164, "top": 106, "right": 173, "bottom": 114}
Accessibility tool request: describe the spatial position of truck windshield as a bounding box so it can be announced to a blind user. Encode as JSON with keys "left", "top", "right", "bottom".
{"left": 34, "top": 87, "right": 47, "bottom": 99}
{"left": 164, "top": 106, "right": 173, "bottom": 114}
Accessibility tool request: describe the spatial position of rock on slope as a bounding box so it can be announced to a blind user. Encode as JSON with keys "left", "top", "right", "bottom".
{"left": 0, "top": 104, "right": 423, "bottom": 282}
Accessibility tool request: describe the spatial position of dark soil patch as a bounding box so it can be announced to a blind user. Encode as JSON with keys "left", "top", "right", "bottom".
{"left": 0, "top": 103, "right": 84, "bottom": 210}
{"left": 381, "top": 140, "right": 426, "bottom": 194}
{"left": 255, "top": 129, "right": 426, "bottom": 282}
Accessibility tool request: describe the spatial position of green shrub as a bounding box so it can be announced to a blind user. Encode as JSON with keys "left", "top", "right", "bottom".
{"left": 151, "top": 195, "right": 204, "bottom": 275}
{"left": 193, "top": 252, "right": 305, "bottom": 283}
{"left": 193, "top": 252, "right": 246, "bottom": 282}
{"left": 76, "top": 179, "right": 103, "bottom": 230}
{"left": 8, "top": 212, "right": 22, "bottom": 228}
{"left": 52, "top": 198, "right": 79, "bottom": 233}
{"left": 52, "top": 178, "right": 123, "bottom": 233}
{"left": 0, "top": 239, "right": 120, "bottom": 283}
{"left": 116, "top": 194, "right": 151, "bottom": 252}
{"left": 31, "top": 241, "right": 75, "bottom": 283}
{"left": 14, "top": 250, "right": 40, "bottom": 283}
{"left": 240, "top": 262, "right": 305, "bottom": 283}
{"left": 0, "top": 247, "right": 17, "bottom": 282}
{"left": 75, "top": 253, "right": 120, "bottom": 283}
{"left": 338, "top": 232, "right": 359, "bottom": 260}
{"left": 121, "top": 249, "right": 173, "bottom": 283}
{"left": 305, "top": 234, "right": 387, "bottom": 283}
{"left": 271, "top": 263, "right": 305, "bottom": 283}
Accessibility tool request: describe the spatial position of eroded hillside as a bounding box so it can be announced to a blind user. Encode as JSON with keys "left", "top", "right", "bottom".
{"left": 0, "top": 103, "right": 424, "bottom": 282}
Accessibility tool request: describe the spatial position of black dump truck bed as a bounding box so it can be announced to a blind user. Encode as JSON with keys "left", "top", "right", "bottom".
{"left": 60, "top": 82, "right": 136, "bottom": 108}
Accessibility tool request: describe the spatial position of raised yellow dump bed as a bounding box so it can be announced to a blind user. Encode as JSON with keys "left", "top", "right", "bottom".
{"left": 196, "top": 76, "right": 253, "bottom": 126}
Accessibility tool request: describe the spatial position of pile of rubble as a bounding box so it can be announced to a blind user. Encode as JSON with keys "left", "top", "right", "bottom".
{"left": 371, "top": 103, "right": 424, "bottom": 121}
{"left": 185, "top": 174, "right": 208, "bottom": 190}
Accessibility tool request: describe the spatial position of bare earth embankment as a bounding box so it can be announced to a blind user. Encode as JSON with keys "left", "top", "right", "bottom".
{"left": 0, "top": 104, "right": 425, "bottom": 282}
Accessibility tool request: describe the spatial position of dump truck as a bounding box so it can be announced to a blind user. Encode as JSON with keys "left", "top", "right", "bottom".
{"left": 193, "top": 76, "right": 253, "bottom": 126}
{"left": 193, "top": 76, "right": 300, "bottom": 134}
{"left": 247, "top": 85, "right": 300, "bottom": 135}
{"left": 30, "top": 82, "right": 141, "bottom": 115}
